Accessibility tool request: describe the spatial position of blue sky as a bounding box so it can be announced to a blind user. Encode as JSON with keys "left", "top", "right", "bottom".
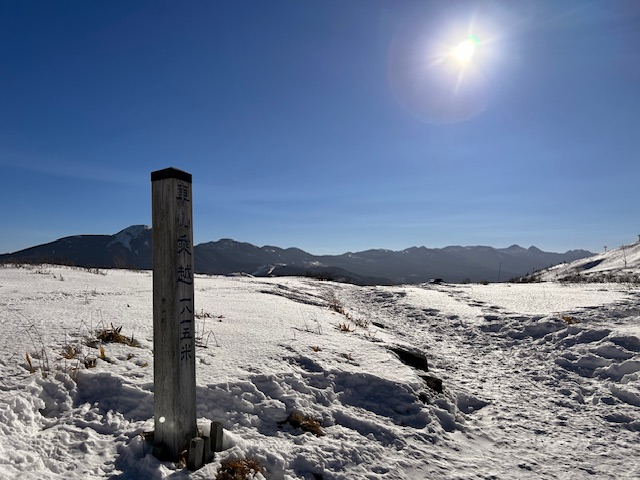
{"left": 1, "top": 1, "right": 639, "bottom": 255}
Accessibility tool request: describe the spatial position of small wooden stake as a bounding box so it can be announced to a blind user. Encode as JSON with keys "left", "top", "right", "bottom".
{"left": 203, "top": 435, "right": 214, "bottom": 464}
{"left": 210, "top": 421, "right": 224, "bottom": 452}
{"left": 187, "top": 437, "right": 204, "bottom": 471}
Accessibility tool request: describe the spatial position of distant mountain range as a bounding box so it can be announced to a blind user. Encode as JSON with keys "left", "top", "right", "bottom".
{"left": 0, "top": 225, "right": 594, "bottom": 285}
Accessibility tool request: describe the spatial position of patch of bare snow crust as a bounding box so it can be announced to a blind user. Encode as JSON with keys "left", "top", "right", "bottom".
{"left": 0, "top": 264, "right": 638, "bottom": 479}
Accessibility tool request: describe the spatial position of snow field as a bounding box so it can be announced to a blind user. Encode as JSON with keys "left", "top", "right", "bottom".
{"left": 0, "top": 264, "right": 638, "bottom": 479}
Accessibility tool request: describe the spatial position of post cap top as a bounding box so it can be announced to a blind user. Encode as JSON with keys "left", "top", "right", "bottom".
{"left": 151, "top": 168, "right": 192, "bottom": 183}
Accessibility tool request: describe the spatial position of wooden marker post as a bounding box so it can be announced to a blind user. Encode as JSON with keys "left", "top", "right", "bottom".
{"left": 151, "top": 167, "right": 197, "bottom": 460}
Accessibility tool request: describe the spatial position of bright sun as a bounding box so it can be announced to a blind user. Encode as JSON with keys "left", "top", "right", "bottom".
{"left": 453, "top": 35, "right": 479, "bottom": 65}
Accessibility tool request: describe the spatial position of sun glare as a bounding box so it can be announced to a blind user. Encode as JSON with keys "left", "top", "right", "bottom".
{"left": 453, "top": 35, "right": 479, "bottom": 65}
{"left": 388, "top": 15, "right": 495, "bottom": 123}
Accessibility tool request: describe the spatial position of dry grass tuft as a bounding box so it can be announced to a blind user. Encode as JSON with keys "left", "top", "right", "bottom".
{"left": 336, "top": 322, "right": 354, "bottom": 333}
{"left": 21, "top": 319, "right": 50, "bottom": 377}
{"left": 328, "top": 295, "right": 350, "bottom": 318}
{"left": 562, "top": 315, "right": 578, "bottom": 325}
{"left": 353, "top": 317, "right": 369, "bottom": 329}
{"left": 216, "top": 458, "right": 264, "bottom": 480}
{"left": 329, "top": 298, "right": 344, "bottom": 314}
{"left": 95, "top": 324, "right": 139, "bottom": 347}
{"left": 61, "top": 344, "right": 79, "bottom": 360}
{"left": 286, "top": 412, "right": 325, "bottom": 437}
{"left": 341, "top": 352, "right": 354, "bottom": 362}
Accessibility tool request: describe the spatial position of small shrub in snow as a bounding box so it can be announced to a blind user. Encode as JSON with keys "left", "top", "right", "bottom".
{"left": 353, "top": 317, "right": 369, "bottom": 329}
{"left": 336, "top": 322, "right": 354, "bottom": 333}
{"left": 217, "top": 457, "right": 264, "bottom": 480}
{"left": 61, "top": 344, "right": 79, "bottom": 360}
{"left": 94, "top": 324, "right": 139, "bottom": 347}
{"left": 285, "top": 412, "right": 325, "bottom": 437}
{"left": 328, "top": 295, "right": 349, "bottom": 318}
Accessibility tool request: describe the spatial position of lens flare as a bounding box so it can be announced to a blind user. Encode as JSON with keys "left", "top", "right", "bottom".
{"left": 387, "top": 10, "right": 498, "bottom": 124}
{"left": 453, "top": 35, "right": 480, "bottom": 64}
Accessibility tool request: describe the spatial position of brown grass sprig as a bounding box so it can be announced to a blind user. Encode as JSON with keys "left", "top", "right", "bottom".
{"left": 61, "top": 344, "right": 79, "bottom": 360}
{"left": 96, "top": 323, "right": 139, "bottom": 347}
{"left": 286, "top": 412, "right": 325, "bottom": 437}
{"left": 336, "top": 322, "right": 354, "bottom": 333}
{"left": 25, "top": 352, "right": 35, "bottom": 373}
{"left": 216, "top": 458, "right": 264, "bottom": 480}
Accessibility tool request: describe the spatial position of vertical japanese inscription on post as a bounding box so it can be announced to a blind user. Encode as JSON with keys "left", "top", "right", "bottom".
{"left": 152, "top": 168, "right": 196, "bottom": 461}
{"left": 175, "top": 181, "right": 194, "bottom": 366}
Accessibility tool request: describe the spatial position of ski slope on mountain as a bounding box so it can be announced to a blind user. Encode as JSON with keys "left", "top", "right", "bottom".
{"left": 0, "top": 265, "right": 638, "bottom": 479}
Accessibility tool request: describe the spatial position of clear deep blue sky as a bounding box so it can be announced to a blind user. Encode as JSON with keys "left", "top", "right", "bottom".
{"left": 2, "top": 0, "right": 639, "bottom": 255}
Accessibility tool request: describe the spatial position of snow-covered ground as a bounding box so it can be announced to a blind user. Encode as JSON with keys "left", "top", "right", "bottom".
{"left": 0, "top": 264, "right": 639, "bottom": 479}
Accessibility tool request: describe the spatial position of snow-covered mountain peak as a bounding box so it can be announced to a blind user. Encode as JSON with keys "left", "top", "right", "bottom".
{"left": 112, "top": 225, "right": 150, "bottom": 251}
